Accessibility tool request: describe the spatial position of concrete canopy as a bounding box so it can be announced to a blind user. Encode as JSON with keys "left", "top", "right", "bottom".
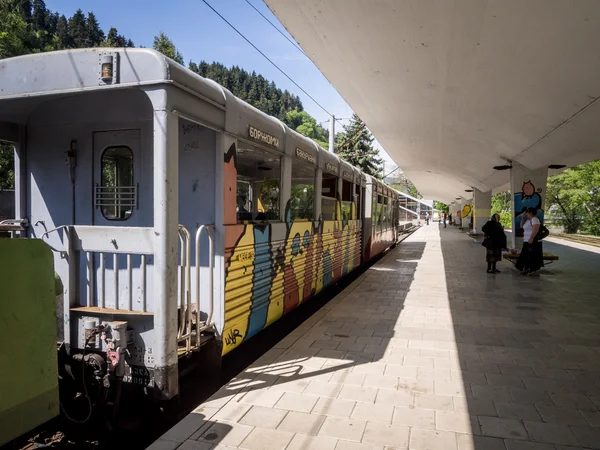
{"left": 265, "top": 0, "right": 600, "bottom": 203}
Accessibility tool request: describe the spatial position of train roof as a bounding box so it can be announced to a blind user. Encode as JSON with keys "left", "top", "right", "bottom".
{"left": 0, "top": 48, "right": 415, "bottom": 193}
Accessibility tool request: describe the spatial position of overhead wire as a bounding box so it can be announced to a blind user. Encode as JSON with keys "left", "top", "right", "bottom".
{"left": 201, "top": 0, "right": 335, "bottom": 119}
{"left": 243, "top": 0, "right": 307, "bottom": 56}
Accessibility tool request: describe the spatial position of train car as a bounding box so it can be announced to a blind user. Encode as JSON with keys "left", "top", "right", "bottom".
{"left": 0, "top": 48, "right": 410, "bottom": 412}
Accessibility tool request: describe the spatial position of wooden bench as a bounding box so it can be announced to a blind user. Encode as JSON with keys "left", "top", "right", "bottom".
{"left": 503, "top": 251, "right": 559, "bottom": 265}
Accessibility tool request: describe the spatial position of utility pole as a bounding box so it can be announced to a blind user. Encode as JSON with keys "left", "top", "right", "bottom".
{"left": 329, "top": 114, "right": 335, "bottom": 152}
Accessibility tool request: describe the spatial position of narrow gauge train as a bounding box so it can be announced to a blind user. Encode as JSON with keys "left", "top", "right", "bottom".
{"left": 0, "top": 49, "right": 419, "bottom": 407}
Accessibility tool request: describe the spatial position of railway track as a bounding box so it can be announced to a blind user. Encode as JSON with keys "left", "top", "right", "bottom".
{"left": 552, "top": 233, "right": 600, "bottom": 247}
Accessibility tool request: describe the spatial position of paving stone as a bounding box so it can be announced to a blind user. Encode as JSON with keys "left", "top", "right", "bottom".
{"left": 570, "top": 425, "right": 600, "bottom": 449}
{"left": 199, "top": 421, "right": 253, "bottom": 447}
{"left": 375, "top": 390, "right": 414, "bottom": 408}
{"left": 479, "top": 416, "right": 529, "bottom": 440}
{"left": 312, "top": 397, "right": 357, "bottom": 417}
{"left": 238, "top": 427, "right": 294, "bottom": 450}
{"left": 364, "top": 374, "right": 399, "bottom": 390}
{"left": 176, "top": 441, "right": 214, "bottom": 450}
{"left": 277, "top": 411, "right": 326, "bottom": 435}
{"left": 335, "top": 441, "right": 385, "bottom": 450}
{"left": 509, "top": 389, "right": 554, "bottom": 407}
{"left": 160, "top": 411, "right": 218, "bottom": 443}
{"left": 397, "top": 378, "right": 434, "bottom": 394}
{"left": 414, "top": 393, "right": 454, "bottom": 411}
{"left": 471, "top": 385, "right": 513, "bottom": 403}
{"left": 523, "top": 421, "right": 580, "bottom": 446}
{"left": 549, "top": 391, "right": 598, "bottom": 410}
{"left": 304, "top": 381, "right": 344, "bottom": 398}
{"left": 330, "top": 371, "right": 368, "bottom": 386}
{"left": 494, "top": 402, "right": 541, "bottom": 421}
{"left": 339, "top": 385, "right": 379, "bottom": 403}
{"left": 434, "top": 380, "right": 468, "bottom": 396}
{"left": 580, "top": 409, "right": 600, "bottom": 427}
{"left": 456, "top": 434, "right": 505, "bottom": 450}
{"left": 535, "top": 404, "right": 588, "bottom": 426}
{"left": 318, "top": 416, "right": 367, "bottom": 442}
{"left": 274, "top": 392, "right": 318, "bottom": 413}
{"left": 409, "top": 428, "right": 457, "bottom": 450}
{"left": 453, "top": 397, "right": 497, "bottom": 417}
{"left": 503, "top": 440, "right": 554, "bottom": 450}
{"left": 362, "top": 422, "right": 409, "bottom": 448}
{"left": 392, "top": 406, "right": 435, "bottom": 429}
{"left": 486, "top": 373, "right": 525, "bottom": 389}
{"left": 435, "top": 410, "right": 480, "bottom": 434}
{"left": 351, "top": 402, "right": 394, "bottom": 423}
{"left": 239, "top": 406, "right": 288, "bottom": 429}
{"left": 286, "top": 434, "right": 338, "bottom": 450}
{"left": 384, "top": 364, "right": 418, "bottom": 379}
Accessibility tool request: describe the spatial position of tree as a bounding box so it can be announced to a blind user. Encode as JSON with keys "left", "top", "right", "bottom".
{"left": 0, "top": 5, "right": 30, "bottom": 58}
{"left": 434, "top": 201, "right": 448, "bottom": 213}
{"left": 67, "top": 9, "right": 86, "bottom": 48}
{"left": 284, "top": 109, "right": 328, "bottom": 148}
{"left": 335, "top": 114, "right": 383, "bottom": 177}
{"left": 32, "top": 0, "right": 47, "bottom": 32}
{"left": 153, "top": 32, "right": 183, "bottom": 65}
{"left": 0, "top": 142, "right": 15, "bottom": 190}
{"left": 54, "top": 14, "right": 69, "bottom": 49}
{"left": 86, "top": 12, "right": 104, "bottom": 47}
{"left": 546, "top": 160, "right": 600, "bottom": 235}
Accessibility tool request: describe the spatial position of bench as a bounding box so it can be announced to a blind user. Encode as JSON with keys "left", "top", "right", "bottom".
{"left": 503, "top": 251, "right": 559, "bottom": 265}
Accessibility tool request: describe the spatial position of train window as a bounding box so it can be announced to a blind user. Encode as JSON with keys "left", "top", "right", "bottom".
{"left": 321, "top": 173, "right": 338, "bottom": 221}
{"left": 383, "top": 197, "right": 388, "bottom": 228}
{"left": 236, "top": 145, "right": 281, "bottom": 222}
{"left": 355, "top": 184, "right": 361, "bottom": 220}
{"left": 98, "top": 146, "right": 135, "bottom": 220}
{"left": 290, "top": 160, "right": 315, "bottom": 221}
{"left": 341, "top": 180, "right": 353, "bottom": 220}
{"left": 376, "top": 194, "right": 383, "bottom": 230}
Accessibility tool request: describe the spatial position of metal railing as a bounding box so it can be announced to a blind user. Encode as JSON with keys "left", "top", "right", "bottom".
{"left": 176, "top": 224, "right": 216, "bottom": 356}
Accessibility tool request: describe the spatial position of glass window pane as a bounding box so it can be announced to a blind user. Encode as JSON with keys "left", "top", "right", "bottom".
{"left": 321, "top": 173, "right": 338, "bottom": 221}
{"left": 99, "top": 146, "right": 134, "bottom": 221}
{"left": 291, "top": 160, "right": 315, "bottom": 221}
{"left": 236, "top": 144, "right": 281, "bottom": 222}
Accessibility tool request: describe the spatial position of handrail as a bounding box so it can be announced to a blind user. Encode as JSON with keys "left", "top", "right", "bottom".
{"left": 177, "top": 225, "right": 192, "bottom": 354}
{"left": 195, "top": 224, "right": 215, "bottom": 337}
{"left": 40, "top": 224, "right": 69, "bottom": 253}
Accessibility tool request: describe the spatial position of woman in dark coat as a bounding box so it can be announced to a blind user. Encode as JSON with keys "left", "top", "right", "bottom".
{"left": 482, "top": 213, "right": 507, "bottom": 273}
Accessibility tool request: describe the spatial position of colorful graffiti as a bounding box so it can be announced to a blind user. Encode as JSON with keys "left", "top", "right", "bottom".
{"left": 514, "top": 180, "right": 544, "bottom": 232}
{"left": 222, "top": 143, "right": 362, "bottom": 354}
{"left": 461, "top": 204, "right": 472, "bottom": 219}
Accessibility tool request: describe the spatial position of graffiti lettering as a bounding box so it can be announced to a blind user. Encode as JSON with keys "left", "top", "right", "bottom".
{"left": 182, "top": 123, "right": 202, "bottom": 135}
{"left": 184, "top": 140, "right": 200, "bottom": 152}
{"left": 235, "top": 251, "right": 254, "bottom": 262}
{"left": 225, "top": 329, "right": 243, "bottom": 346}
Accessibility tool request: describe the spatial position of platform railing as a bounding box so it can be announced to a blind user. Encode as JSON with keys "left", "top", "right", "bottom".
{"left": 195, "top": 225, "right": 215, "bottom": 334}
{"left": 177, "top": 225, "right": 192, "bottom": 354}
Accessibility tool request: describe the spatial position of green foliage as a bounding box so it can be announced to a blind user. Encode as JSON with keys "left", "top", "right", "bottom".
{"left": 546, "top": 160, "right": 600, "bottom": 235}
{"left": 188, "top": 61, "right": 304, "bottom": 123}
{"left": 434, "top": 201, "right": 448, "bottom": 213}
{"left": 0, "top": 142, "right": 15, "bottom": 190}
{"left": 335, "top": 114, "right": 383, "bottom": 178}
{"left": 285, "top": 109, "right": 328, "bottom": 149}
{"left": 0, "top": 4, "right": 30, "bottom": 58}
{"left": 497, "top": 211, "right": 512, "bottom": 229}
{"left": 153, "top": 32, "right": 183, "bottom": 65}
{"left": 491, "top": 191, "right": 511, "bottom": 214}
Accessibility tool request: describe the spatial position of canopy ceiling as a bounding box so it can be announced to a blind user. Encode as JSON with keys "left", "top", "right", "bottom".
{"left": 265, "top": 0, "right": 600, "bottom": 203}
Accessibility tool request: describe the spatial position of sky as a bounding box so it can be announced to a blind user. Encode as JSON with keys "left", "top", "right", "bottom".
{"left": 45, "top": 0, "right": 398, "bottom": 173}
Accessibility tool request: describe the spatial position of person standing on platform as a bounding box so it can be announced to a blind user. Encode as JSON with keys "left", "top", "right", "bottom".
{"left": 515, "top": 207, "right": 543, "bottom": 276}
{"left": 425, "top": 211, "right": 430, "bottom": 225}
{"left": 448, "top": 213, "right": 452, "bottom": 225}
{"left": 443, "top": 212, "right": 447, "bottom": 228}
{"left": 482, "top": 213, "right": 507, "bottom": 274}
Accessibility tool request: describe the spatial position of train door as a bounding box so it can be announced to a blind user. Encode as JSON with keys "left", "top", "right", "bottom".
{"left": 91, "top": 129, "right": 146, "bottom": 310}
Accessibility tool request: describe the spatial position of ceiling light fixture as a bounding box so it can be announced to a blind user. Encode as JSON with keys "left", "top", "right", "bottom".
{"left": 493, "top": 164, "right": 512, "bottom": 171}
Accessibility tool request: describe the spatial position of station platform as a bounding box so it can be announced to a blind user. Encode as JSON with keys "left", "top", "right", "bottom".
{"left": 149, "top": 225, "right": 600, "bottom": 450}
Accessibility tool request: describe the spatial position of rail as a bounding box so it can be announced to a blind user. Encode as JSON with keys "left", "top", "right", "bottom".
{"left": 195, "top": 225, "right": 215, "bottom": 334}
{"left": 177, "top": 225, "right": 193, "bottom": 354}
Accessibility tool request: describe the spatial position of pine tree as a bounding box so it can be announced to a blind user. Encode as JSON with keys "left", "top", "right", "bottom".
{"left": 336, "top": 114, "right": 383, "bottom": 177}
{"left": 54, "top": 14, "right": 69, "bottom": 49}
{"left": 32, "top": 0, "right": 47, "bottom": 32}
{"left": 68, "top": 9, "right": 86, "bottom": 48}
{"left": 85, "top": 12, "right": 104, "bottom": 47}
{"left": 153, "top": 32, "right": 183, "bottom": 65}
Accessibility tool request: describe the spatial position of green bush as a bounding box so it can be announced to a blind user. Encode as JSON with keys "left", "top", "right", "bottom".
{"left": 499, "top": 212, "right": 512, "bottom": 229}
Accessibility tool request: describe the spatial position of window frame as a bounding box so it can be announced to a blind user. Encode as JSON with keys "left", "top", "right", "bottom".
{"left": 98, "top": 145, "right": 136, "bottom": 221}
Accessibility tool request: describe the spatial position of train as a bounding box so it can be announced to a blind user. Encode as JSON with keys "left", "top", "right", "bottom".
{"left": 0, "top": 48, "right": 429, "bottom": 415}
